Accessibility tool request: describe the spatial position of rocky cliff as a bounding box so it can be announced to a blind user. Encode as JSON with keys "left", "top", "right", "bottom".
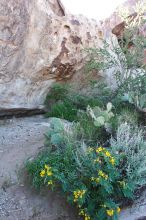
{"left": 0, "top": 0, "right": 144, "bottom": 113}
{"left": 0, "top": 0, "right": 107, "bottom": 112}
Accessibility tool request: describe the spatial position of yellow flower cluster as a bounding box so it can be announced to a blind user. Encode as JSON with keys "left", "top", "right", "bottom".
{"left": 106, "top": 207, "right": 121, "bottom": 217}
{"left": 73, "top": 189, "right": 86, "bottom": 202}
{"left": 117, "top": 207, "right": 121, "bottom": 213}
{"left": 96, "top": 147, "right": 115, "bottom": 166}
{"left": 79, "top": 209, "right": 90, "bottom": 220}
{"left": 45, "top": 164, "right": 53, "bottom": 176}
{"left": 105, "top": 151, "right": 111, "bottom": 157}
{"left": 98, "top": 170, "right": 108, "bottom": 180}
{"left": 91, "top": 170, "right": 108, "bottom": 184}
{"left": 106, "top": 209, "right": 114, "bottom": 216}
{"left": 40, "top": 164, "right": 53, "bottom": 177}
{"left": 96, "top": 146, "right": 104, "bottom": 153}
{"left": 91, "top": 177, "right": 100, "bottom": 184}
{"left": 40, "top": 169, "right": 45, "bottom": 177}
{"left": 109, "top": 157, "right": 115, "bottom": 166}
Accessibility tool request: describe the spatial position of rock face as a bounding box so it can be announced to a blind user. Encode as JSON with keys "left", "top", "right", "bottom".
{"left": 0, "top": 0, "right": 105, "bottom": 111}
{"left": 0, "top": 0, "right": 144, "bottom": 112}
{"left": 103, "top": 0, "right": 145, "bottom": 32}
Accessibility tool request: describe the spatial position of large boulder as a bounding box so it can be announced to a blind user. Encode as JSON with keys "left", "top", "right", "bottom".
{"left": 0, "top": 0, "right": 106, "bottom": 112}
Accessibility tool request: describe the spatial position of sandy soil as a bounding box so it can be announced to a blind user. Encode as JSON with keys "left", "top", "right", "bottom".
{"left": 0, "top": 116, "right": 78, "bottom": 220}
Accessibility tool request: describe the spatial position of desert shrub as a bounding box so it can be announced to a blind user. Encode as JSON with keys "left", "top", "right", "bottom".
{"left": 110, "top": 123, "right": 146, "bottom": 189}
{"left": 115, "top": 108, "right": 139, "bottom": 127}
{"left": 26, "top": 119, "right": 135, "bottom": 220}
{"left": 85, "top": 2, "right": 146, "bottom": 111}
{"left": 86, "top": 42, "right": 146, "bottom": 111}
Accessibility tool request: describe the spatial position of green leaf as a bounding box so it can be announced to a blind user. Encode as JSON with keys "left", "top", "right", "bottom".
{"left": 50, "top": 118, "right": 64, "bottom": 131}
{"left": 93, "top": 116, "right": 105, "bottom": 127}
{"left": 97, "top": 116, "right": 105, "bottom": 125}
{"left": 50, "top": 133, "right": 64, "bottom": 146}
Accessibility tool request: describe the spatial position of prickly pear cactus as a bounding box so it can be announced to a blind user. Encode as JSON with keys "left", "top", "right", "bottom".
{"left": 87, "top": 102, "right": 114, "bottom": 129}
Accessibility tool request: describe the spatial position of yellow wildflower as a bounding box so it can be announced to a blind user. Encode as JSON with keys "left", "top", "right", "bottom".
{"left": 79, "top": 209, "right": 84, "bottom": 216}
{"left": 40, "top": 169, "right": 45, "bottom": 177}
{"left": 45, "top": 164, "right": 49, "bottom": 170}
{"left": 106, "top": 209, "right": 114, "bottom": 216}
{"left": 105, "top": 151, "right": 111, "bottom": 157}
{"left": 98, "top": 170, "right": 108, "bottom": 180}
{"left": 98, "top": 170, "right": 104, "bottom": 176}
{"left": 96, "top": 146, "right": 104, "bottom": 153}
{"left": 48, "top": 180, "right": 53, "bottom": 185}
{"left": 95, "top": 178, "right": 100, "bottom": 183}
{"left": 85, "top": 215, "right": 90, "bottom": 220}
{"left": 47, "top": 171, "right": 53, "bottom": 176}
{"left": 45, "top": 164, "right": 52, "bottom": 171}
{"left": 109, "top": 157, "right": 115, "bottom": 165}
{"left": 79, "top": 210, "right": 90, "bottom": 220}
{"left": 73, "top": 189, "right": 86, "bottom": 202}
{"left": 117, "top": 207, "right": 121, "bottom": 213}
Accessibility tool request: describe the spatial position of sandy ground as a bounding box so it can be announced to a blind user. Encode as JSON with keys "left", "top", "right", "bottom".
{"left": 0, "top": 115, "right": 146, "bottom": 220}
{"left": 0, "top": 116, "right": 79, "bottom": 220}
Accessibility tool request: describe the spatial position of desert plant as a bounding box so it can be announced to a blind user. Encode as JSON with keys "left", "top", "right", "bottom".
{"left": 87, "top": 103, "right": 114, "bottom": 128}
{"left": 114, "top": 108, "right": 139, "bottom": 128}
{"left": 110, "top": 123, "right": 146, "bottom": 189}
{"left": 86, "top": 103, "right": 114, "bottom": 136}
{"left": 85, "top": 1, "right": 146, "bottom": 111}
{"left": 26, "top": 125, "right": 134, "bottom": 220}
{"left": 76, "top": 111, "right": 110, "bottom": 145}
{"left": 45, "top": 100, "right": 78, "bottom": 121}
{"left": 45, "top": 83, "right": 103, "bottom": 121}
{"left": 45, "top": 83, "right": 69, "bottom": 106}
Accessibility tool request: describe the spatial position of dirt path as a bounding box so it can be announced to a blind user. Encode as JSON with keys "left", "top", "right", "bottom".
{"left": 0, "top": 116, "right": 78, "bottom": 220}
{"left": 0, "top": 115, "right": 146, "bottom": 220}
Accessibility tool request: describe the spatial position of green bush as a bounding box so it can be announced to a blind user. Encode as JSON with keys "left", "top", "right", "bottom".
{"left": 45, "top": 100, "right": 78, "bottom": 121}
{"left": 26, "top": 119, "right": 135, "bottom": 220}
{"left": 45, "top": 83, "right": 69, "bottom": 105}
{"left": 45, "top": 83, "right": 102, "bottom": 122}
